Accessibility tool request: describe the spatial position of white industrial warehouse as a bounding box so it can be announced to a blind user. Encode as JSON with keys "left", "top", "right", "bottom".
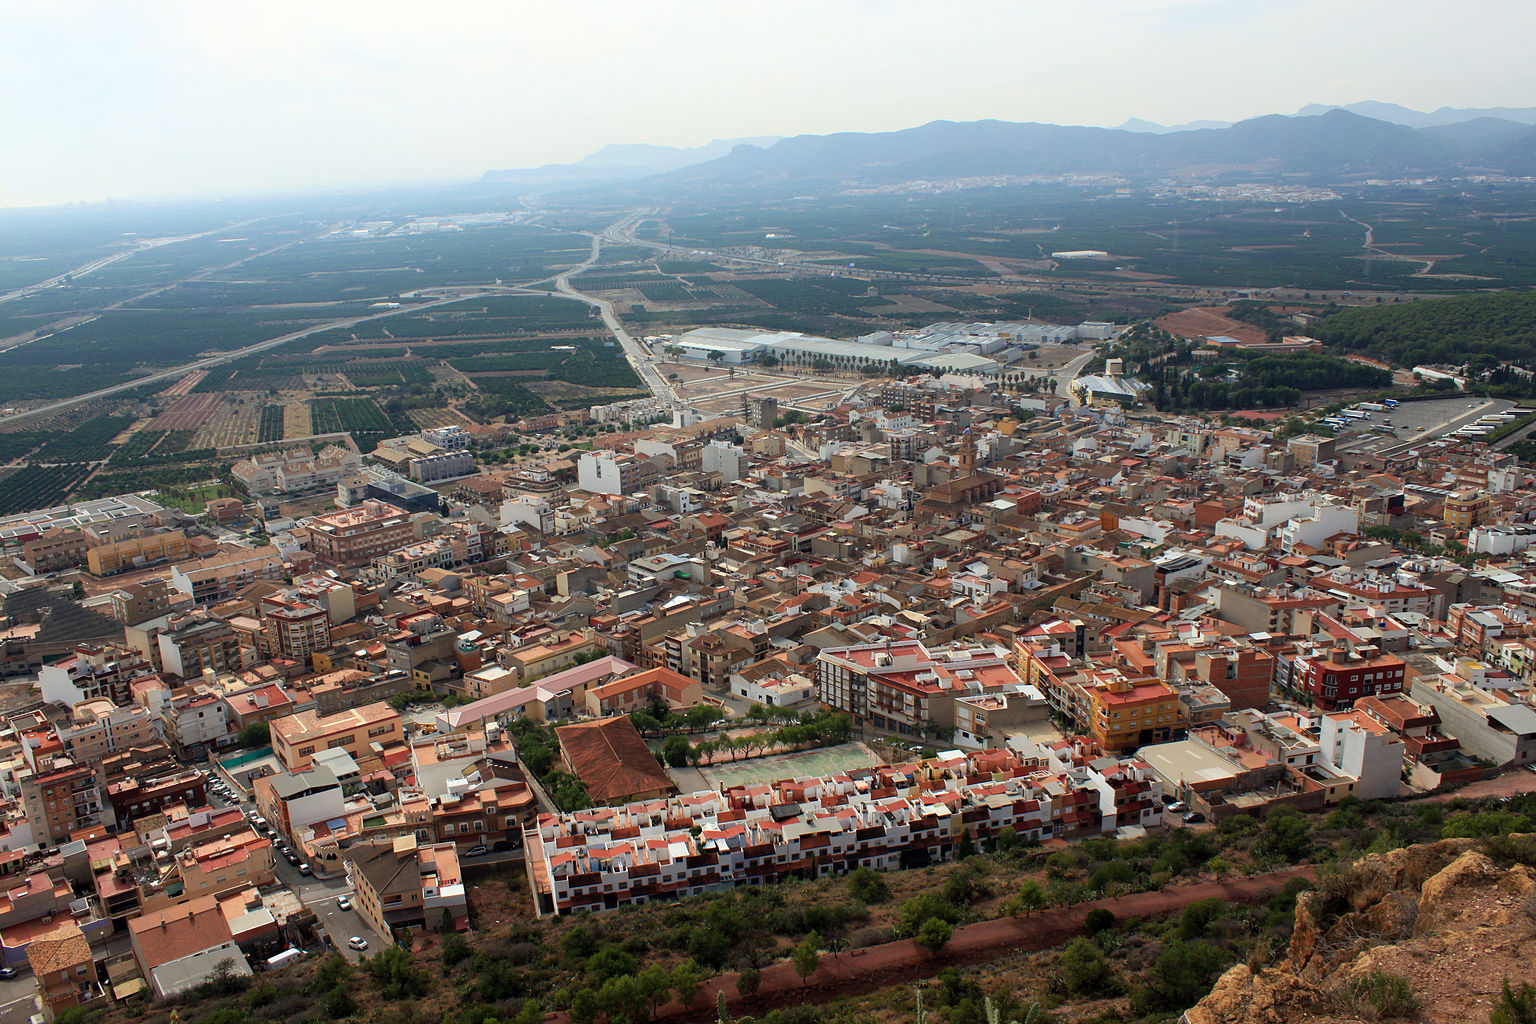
{"left": 661, "top": 320, "right": 1118, "bottom": 375}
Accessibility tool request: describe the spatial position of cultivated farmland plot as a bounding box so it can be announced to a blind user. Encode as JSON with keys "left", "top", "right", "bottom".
{"left": 283, "top": 402, "right": 312, "bottom": 439}
{"left": 193, "top": 402, "right": 260, "bottom": 448}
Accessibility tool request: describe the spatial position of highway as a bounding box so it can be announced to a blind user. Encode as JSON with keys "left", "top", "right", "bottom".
{"left": 0, "top": 289, "right": 521, "bottom": 429}
{"left": 596, "top": 209, "right": 991, "bottom": 286}
{"left": 0, "top": 219, "right": 263, "bottom": 306}
{"left": 553, "top": 211, "right": 680, "bottom": 407}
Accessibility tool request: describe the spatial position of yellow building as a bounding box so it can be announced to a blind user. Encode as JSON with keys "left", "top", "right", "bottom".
{"left": 509, "top": 630, "right": 601, "bottom": 684}
{"left": 176, "top": 829, "right": 275, "bottom": 901}
{"left": 1443, "top": 490, "right": 1490, "bottom": 534}
{"left": 1088, "top": 674, "right": 1181, "bottom": 752}
{"left": 270, "top": 701, "right": 403, "bottom": 772}
{"left": 86, "top": 530, "right": 191, "bottom": 577}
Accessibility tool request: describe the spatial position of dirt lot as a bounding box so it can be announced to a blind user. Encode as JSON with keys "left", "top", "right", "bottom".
{"left": 654, "top": 361, "right": 732, "bottom": 383}
{"left": 1025, "top": 344, "right": 1093, "bottom": 369}
{"left": 282, "top": 402, "right": 311, "bottom": 439}
{"left": 1156, "top": 306, "right": 1267, "bottom": 344}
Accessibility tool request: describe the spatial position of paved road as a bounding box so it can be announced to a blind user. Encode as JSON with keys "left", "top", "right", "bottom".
{"left": 0, "top": 219, "right": 263, "bottom": 307}
{"left": 208, "top": 786, "right": 385, "bottom": 960}
{"left": 0, "top": 288, "right": 518, "bottom": 429}
{"left": 555, "top": 213, "right": 679, "bottom": 407}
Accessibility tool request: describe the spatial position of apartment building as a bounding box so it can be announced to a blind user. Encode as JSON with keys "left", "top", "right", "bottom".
{"left": 1087, "top": 674, "right": 1181, "bottom": 752}
{"left": 1293, "top": 643, "right": 1406, "bottom": 711}
{"left": 270, "top": 701, "right": 403, "bottom": 773}
{"left": 577, "top": 451, "right": 660, "bottom": 496}
{"left": 1318, "top": 709, "right": 1405, "bottom": 800}
{"left": 345, "top": 835, "right": 467, "bottom": 939}
{"left": 18, "top": 757, "right": 102, "bottom": 847}
{"left": 254, "top": 765, "right": 345, "bottom": 840}
{"left": 1410, "top": 675, "right": 1536, "bottom": 767}
{"left": 38, "top": 641, "right": 157, "bottom": 706}
{"left": 584, "top": 667, "right": 702, "bottom": 718}
{"left": 232, "top": 445, "right": 361, "bottom": 496}
{"left": 86, "top": 529, "right": 191, "bottom": 577}
{"left": 157, "top": 616, "right": 244, "bottom": 680}
{"left": 1154, "top": 636, "right": 1275, "bottom": 711}
{"left": 21, "top": 528, "right": 87, "bottom": 572}
{"left": 176, "top": 829, "right": 275, "bottom": 901}
{"left": 258, "top": 596, "right": 332, "bottom": 661}
{"left": 524, "top": 748, "right": 1156, "bottom": 916}
{"left": 56, "top": 698, "right": 156, "bottom": 763}
{"left": 107, "top": 766, "right": 208, "bottom": 823}
{"left": 169, "top": 545, "right": 285, "bottom": 604}
{"left": 109, "top": 577, "right": 176, "bottom": 626}
{"left": 158, "top": 691, "right": 231, "bottom": 756}
{"left": 816, "top": 639, "right": 1026, "bottom": 737}
{"left": 1443, "top": 490, "right": 1491, "bottom": 533}
{"left": 302, "top": 501, "right": 416, "bottom": 568}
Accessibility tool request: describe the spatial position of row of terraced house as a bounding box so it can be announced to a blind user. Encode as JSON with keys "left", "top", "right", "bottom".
{"left": 524, "top": 746, "right": 1156, "bottom": 915}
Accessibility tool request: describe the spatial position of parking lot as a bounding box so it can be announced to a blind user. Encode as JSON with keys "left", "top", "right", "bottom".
{"left": 1336, "top": 396, "right": 1515, "bottom": 454}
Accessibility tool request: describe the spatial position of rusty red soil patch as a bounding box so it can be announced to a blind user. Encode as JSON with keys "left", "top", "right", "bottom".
{"left": 1156, "top": 306, "right": 1267, "bottom": 345}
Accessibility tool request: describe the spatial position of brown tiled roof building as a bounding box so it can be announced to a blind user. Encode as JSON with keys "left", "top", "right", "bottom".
{"left": 554, "top": 717, "right": 676, "bottom": 805}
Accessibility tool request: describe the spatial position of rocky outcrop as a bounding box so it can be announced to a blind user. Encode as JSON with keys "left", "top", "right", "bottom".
{"left": 1184, "top": 837, "right": 1536, "bottom": 1024}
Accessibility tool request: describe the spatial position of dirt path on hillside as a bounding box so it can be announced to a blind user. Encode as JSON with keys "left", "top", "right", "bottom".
{"left": 550, "top": 865, "right": 1315, "bottom": 1023}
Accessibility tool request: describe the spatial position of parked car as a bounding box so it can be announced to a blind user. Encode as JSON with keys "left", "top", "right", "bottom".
{"left": 1166, "top": 801, "right": 1188, "bottom": 813}
{"left": 0, "top": 966, "right": 15, "bottom": 979}
{"left": 337, "top": 896, "right": 351, "bottom": 911}
{"left": 1524, "top": 762, "right": 1536, "bottom": 775}
{"left": 1182, "top": 811, "right": 1206, "bottom": 824}
{"left": 299, "top": 863, "right": 312, "bottom": 876}
{"left": 285, "top": 853, "right": 300, "bottom": 866}
{"left": 347, "top": 936, "right": 368, "bottom": 951}
{"left": 464, "top": 845, "right": 489, "bottom": 857}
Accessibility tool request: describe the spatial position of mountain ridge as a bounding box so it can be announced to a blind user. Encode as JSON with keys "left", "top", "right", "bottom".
{"left": 648, "top": 109, "right": 1533, "bottom": 189}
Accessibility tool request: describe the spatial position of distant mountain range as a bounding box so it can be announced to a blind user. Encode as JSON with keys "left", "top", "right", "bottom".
{"left": 482, "top": 136, "right": 780, "bottom": 184}
{"left": 1121, "top": 101, "right": 1536, "bottom": 133}
{"left": 483, "top": 104, "right": 1536, "bottom": 191}
{"left": 646, "top": 109, "right": 1536, "bottom": 190}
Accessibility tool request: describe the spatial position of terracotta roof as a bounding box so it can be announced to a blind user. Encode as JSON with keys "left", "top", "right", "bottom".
{"left": 128, "top": 895, "right": 234, "bottom": 972}
{"left": 26, "top": 921, "right": 91, "bottom": 975}
{"left": 555, "top": 718, "right": 676, "bottom": 804}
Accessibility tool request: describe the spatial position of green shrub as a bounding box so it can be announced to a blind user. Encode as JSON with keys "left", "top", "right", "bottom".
{"left": 848, "top": 865, "right": 890, "bottom": 903}
{"left": 1084, "top": 908, "right": 1116, "bottom": 935}
{"left": 1338, "top": 969, "right": 1421, "bottom": 1020}
{"left": 1492, "top": 978, "right": 1536, "bottom": 1024}
{"left": 1054, "top": 937, "right": 1115, "bottom": 997}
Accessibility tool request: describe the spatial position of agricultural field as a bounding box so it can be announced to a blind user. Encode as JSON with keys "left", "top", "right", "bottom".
{"left": 192, "top": 402, "right": 260, "bottom": 449}
{"left": 0, "top": 464, "right": 94, "bottom": 516}
{"left": 108, "top": 429, "right": 168, "bottom": 465}
{"left": 407, "top": 407, "right": 472, "bottom": 429}
{"left": 308, "top": 396, "right": 391, "bottom": 434}
{"left": 0, "top": 431, "right": 53, "bottom": 464}
{"left": 310, "top": 295, "right": 598, "bottom": 343}
{"left": 640, "top": 181, "right": 1536, "bottom": 298}
{"left": 282, "top": 402, "right": 312, "bottom": 439}
{"left": 31, "top": 415, "right": 133, "bottom": 463}
{"left": 257, "top": 405, "right": 284, "bottom": 444}
{"left": 150, "top": 392, "right": 221, "bottom": 432}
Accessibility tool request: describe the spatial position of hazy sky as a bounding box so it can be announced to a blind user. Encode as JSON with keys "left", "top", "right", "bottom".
{"left": 4, "top": 0, "right": 1534, "bottom": 208}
